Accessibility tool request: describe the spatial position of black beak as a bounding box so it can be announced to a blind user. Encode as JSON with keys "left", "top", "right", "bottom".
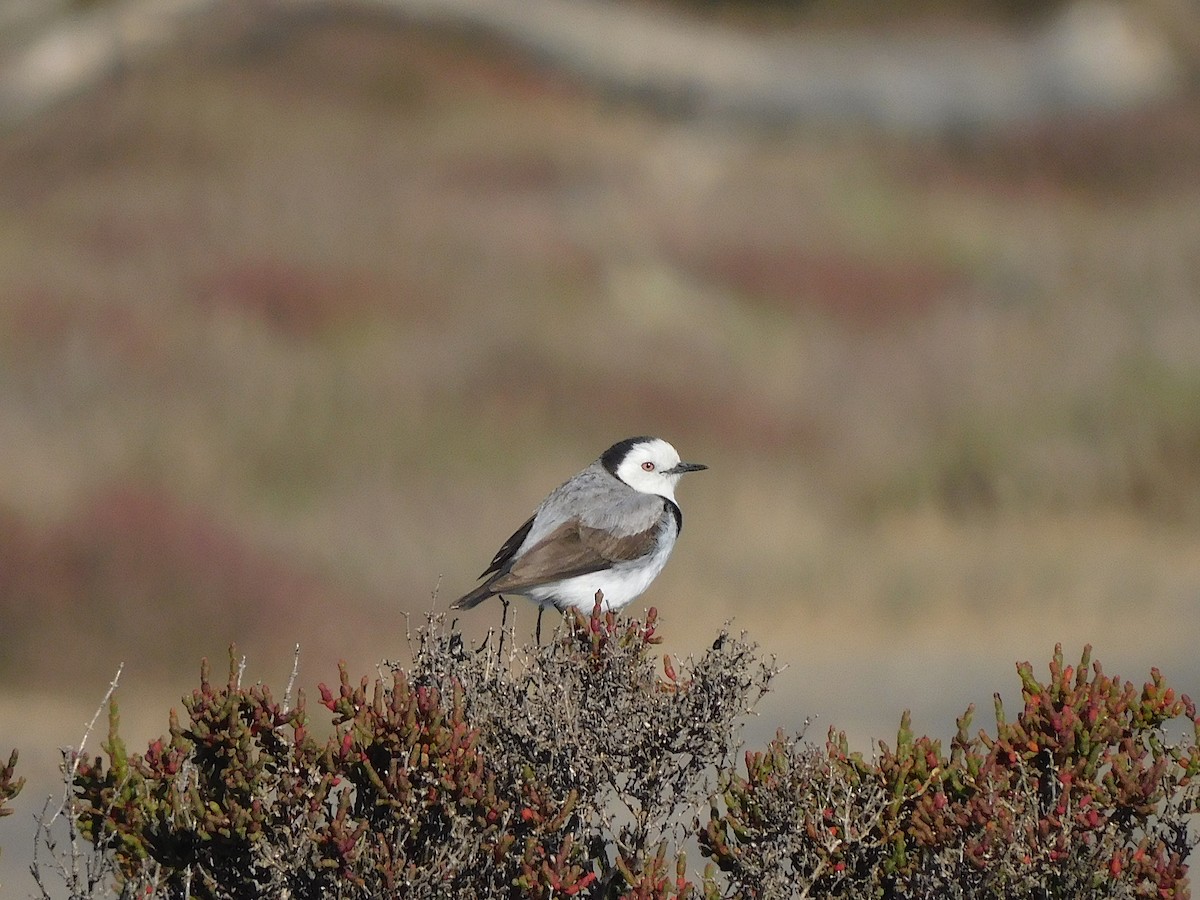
{"left": 667, "top": 461, "right": 708, "bottom": 474}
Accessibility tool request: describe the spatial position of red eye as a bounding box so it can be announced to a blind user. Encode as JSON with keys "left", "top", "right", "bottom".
{"left": 642, "top": 461, "right": 655, "bottom": 471}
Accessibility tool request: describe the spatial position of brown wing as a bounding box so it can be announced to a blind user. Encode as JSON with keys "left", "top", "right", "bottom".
{"left": 485, "top": 517, "right": 660, "bottom": 595}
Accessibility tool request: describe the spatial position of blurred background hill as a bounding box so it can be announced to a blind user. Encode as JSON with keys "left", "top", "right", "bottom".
{"left": 3, "top": 0, "right": 1200, "bottom": 891}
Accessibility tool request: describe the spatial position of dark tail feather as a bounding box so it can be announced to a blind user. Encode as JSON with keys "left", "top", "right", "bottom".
{"left": 451, "top": 583, "right": 495, "bottom": 610}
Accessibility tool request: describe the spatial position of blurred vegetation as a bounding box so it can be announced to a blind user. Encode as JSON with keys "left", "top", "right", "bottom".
{"left": 0, "top": 4, "right": 1198, "bottom": 675}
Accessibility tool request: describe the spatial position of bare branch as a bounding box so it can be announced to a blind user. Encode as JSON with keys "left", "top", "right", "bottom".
{"left": 283, "top": 644, "right": 301, "bottom": 715}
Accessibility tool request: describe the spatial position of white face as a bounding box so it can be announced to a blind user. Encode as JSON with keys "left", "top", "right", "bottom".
{"left": 614, "top": 438, "right": 688, "bottom": 500}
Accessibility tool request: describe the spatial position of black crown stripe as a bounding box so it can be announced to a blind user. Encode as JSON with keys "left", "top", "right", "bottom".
{"left": 600, "top": 436, "right": 655, "bottom": 476}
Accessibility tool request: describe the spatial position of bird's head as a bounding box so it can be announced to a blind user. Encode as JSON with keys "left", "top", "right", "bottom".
{"left": 601, "top": 436, "right": 707, "bottom": 501}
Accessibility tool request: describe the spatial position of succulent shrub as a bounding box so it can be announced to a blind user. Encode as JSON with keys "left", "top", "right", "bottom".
{"left": 701, "top": 644, "right": 1200, "bottom": 899}
{"left": 37, "top": 607, "right": 1199, "bottom": 899}
{"left": 64, "top": 604, "right": 773, "bottom": 898}
{"left": 1, "top": 749, "right": 23, "bottom": 866}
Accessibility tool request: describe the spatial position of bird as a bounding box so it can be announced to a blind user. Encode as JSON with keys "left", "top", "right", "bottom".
{"left": 452, "top": 436, "right": 707, "bottom": 627}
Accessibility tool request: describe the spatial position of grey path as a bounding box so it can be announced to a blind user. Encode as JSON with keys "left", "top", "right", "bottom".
{"left": 0, "top": 0, "right": 1187, "bottom": 134}
{"left": 379, "top": 0, "right": 1183, "bottom": 128}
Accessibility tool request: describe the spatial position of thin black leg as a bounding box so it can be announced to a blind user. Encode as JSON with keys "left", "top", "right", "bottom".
{"left": 497, "top": 595, "right": 509, "bottom": 668}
